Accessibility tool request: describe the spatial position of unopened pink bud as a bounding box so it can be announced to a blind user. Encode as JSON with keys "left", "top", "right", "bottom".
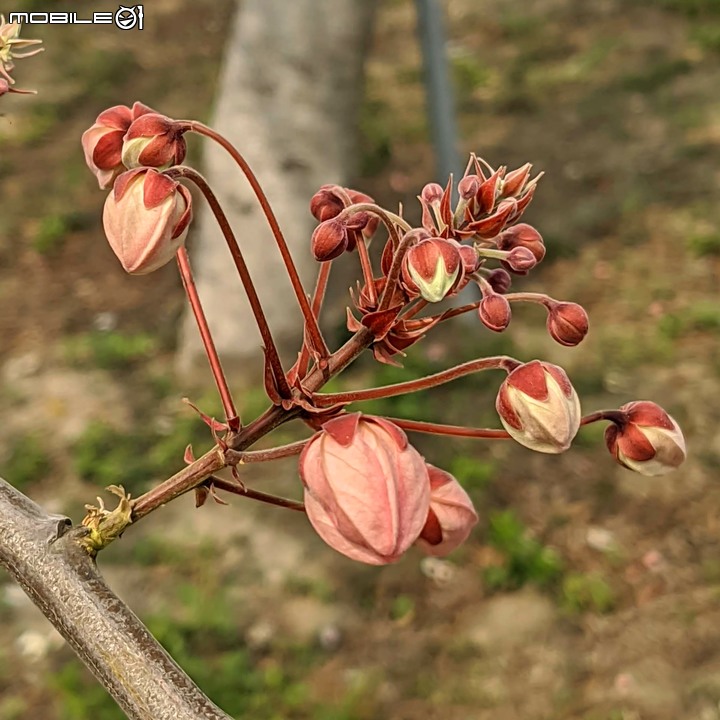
{"left": 421, "top": 182, "right": 444, "bottom": 205}
{"left": 479, "top": 293, "right": 512, "bottom": 332}
{"left": 547, "top": 302, "right": 589, "bottom": 346}
{"left": 416, "top": 465, "right": 478, "bottom": 557}
{"left": 605, "top": 401, "right": 686, "bottom": 476}
{"left": 311, "top": 218, "right": 348, "bottom": 262}
{"left": 81, "top": 101, "right": 155, "bottom": 189}
{"left": 496, "top": 360, "right": 581, "bottom": 453}
{"left": 309, "top": 184, "right": 345, "bottom": 222}
{"left": 458, "top": 174, "right": 480, "bottom": 201}
{"left": 300, "top": 413, "right": 431, "bottom": 565}
{"left": 102, "top": 168, "right": 192, "bottom": 274}
{"left": 505, "top": 246, "right": 537, "bottom": 273}
{"left": 402, "top": 238, "right": 462, "bottom": 303}
{"left": 121, "top": 112, "right": 187, "bottom": 170}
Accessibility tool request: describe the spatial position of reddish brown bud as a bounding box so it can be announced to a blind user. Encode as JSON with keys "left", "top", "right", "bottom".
{"left": 547, "top": 302, "right": 589, "bottom": 347}
{"left": 479, "top": 293, "right": 512, "bottom": 332}
{"left": 497, "top": 223, "right": 546, "bottom": 263}
{"left": 311, "top": 218, "right": 348, "bottom": 262}
{"left": 605, "top": 401, "right": 686, "bottom": 476}
{"left": 309, "top": 184, "right": 345, "bottom": 222}
{"left": 485, "top": 268, "right": 512, "bottom": 294}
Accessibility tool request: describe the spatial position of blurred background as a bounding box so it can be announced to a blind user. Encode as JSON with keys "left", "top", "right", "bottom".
{"left": 0, "top": 0, "right": 718, "bottom": 718}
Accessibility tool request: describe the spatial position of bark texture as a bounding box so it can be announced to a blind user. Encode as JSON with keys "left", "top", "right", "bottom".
{"left": 177, "top": 0, "right": 376, "bottom": 382}
{"left": 0, "top": 478, "right": 231, "bottom": 720}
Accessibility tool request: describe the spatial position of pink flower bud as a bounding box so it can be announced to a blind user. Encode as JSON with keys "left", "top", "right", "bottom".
{"left": 497, "top": 223, "right": 546, "bottom": 263}
{"left": 496, "top": 360, "right": 581, "bottom": 454}
{"left": 458, "top": 174, "right": 480, "bottom": 201}
{"left": 421, "top": 182, "right": 444, "bottom": 205}
{"left": 102, "top": 168, "right": 193, "bottom": 275}
{"left": 402, "top": 238, "right": 462, "bottom": 303}
{"left": 479, "top": 293, "right": 512, "bottom": 332}
{"left": 121, "top": 113, "right": 187, "bottom": 169}
{"left": 416, "top": 465, "right": 478, "bottom": 557}
{"left": 505, "top": 246, "right": 537, "bottom": 273}
{"left": 346, "top": 189, "right": 379, "bottom": 239}
{"left": 605, "top": 401, "right": 686, "bottom": 476}
{"left": 81, "top": 101, "right": 155, "bottom": 189}
{"left": 547, "top": 302, "right": 589, "bottom": 346}
{"left": 311, "top": 218, "right": 348, "bottom": 261}
{"left": 300, "top": 413, "right": 431, "bottom": 565}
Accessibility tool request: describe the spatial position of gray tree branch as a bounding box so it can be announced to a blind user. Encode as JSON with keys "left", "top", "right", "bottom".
{"left": 0, "top": 477, "right": 232, "bottom": 720}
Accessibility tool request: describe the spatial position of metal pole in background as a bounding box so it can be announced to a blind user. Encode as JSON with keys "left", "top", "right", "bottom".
{"left": 415, "top": 0, "right": 462, "bottom": 185}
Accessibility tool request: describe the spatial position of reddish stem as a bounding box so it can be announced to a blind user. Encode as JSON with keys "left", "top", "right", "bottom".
{"left": 167, "top": 166, "right": 291, "bottom": 399}
{"left": 293, "top": 260, "right": 333, "bottom": 381}
{"left": 175, "top": 248, "right": 240, "bottom": 430}
{"left": 185, "top": 121, "right": 330, "bottom": 361}
{"left": 389, "top": 417, "right": 512, "bottom": 439}
{"left": 580, "top": 410, "right": 627, "bottom": 427}
{"left": 313, "top": 355, "right": 520, "bottom": 406}
{"left": 208, "top": 476, "right": 305, "bottom": 512}
{"left": 353, "top": 230, "right": 377, "bottom": 306}
{"left": 225, "top": 438, "right": 309, "bottom": 464}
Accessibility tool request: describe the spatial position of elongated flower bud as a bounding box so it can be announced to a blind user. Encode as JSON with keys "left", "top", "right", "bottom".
{"left": 496, "top": 360, "right": 581, "bottom": 453}
{"left": 121, "top": 112, "right": 187, "bottom": 169}
{"left": 605, "top": 401, "right": 686, "bottom": 476}
{"left": 102, "top": 168, "right": 192, "bottom": 274}
{"left": 299, "top": 413, "right": 431, "bottom": 565}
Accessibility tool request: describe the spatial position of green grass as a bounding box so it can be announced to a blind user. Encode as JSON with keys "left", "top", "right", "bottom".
{"left": 2, "top": 432, "right": 52, "bottom": 492}
{"left": 483, "top": 510, "right": 564, "bottom": 591}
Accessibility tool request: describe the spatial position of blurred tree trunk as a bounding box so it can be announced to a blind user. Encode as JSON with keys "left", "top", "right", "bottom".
{"left": 177, "top": 0, "right": 376, "bottom": 384}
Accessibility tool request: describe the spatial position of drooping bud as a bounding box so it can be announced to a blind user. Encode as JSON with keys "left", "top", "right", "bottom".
{"left": 81, "top": 101, "right": 155, "bottom": 189}
{"left": 309, "top": 184, "right": 345, "bottom": 222}
{"left": 299, "top": 413, "right": 431, "bottom": 565}
{"left": 547, "top": 301, "right": 589, "bottom": 346}
{"left": 479, "top": 292, "right": 512, "bottom": 332}
{"left": 102, "top": 168, "right": 193, "bottom": 274}
{"left": 402, "top": 238, "right": 462, "bottom": 303}
{"left": 497, "top": 223, "right": 546, "bottom": 264}
{"left": 121, "top": 112, "right": 187, "bottom": 169}
{"left": 416, "top": 465, "right": 478, "bottom": 557}
{"left": 311, "top": 218, "right": 348, "bottom": 261}
{"left": 605, "top": 401, "right": 686, "bottom": 476}
{"left": 496, "top": 360, "right": 581, "bottom": 454}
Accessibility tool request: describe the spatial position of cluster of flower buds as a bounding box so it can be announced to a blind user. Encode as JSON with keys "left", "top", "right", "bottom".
{"left": 299, "top": 413, "right": 477, "bottom": 564}
{"left": 306, "top": 156, "right": 592, "bottom": 364}
{"left": 81, "top": 103, "right": 192, "bottom": 274}
{"left": 0, "top": 15, "right": 43, "bottom": 96}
